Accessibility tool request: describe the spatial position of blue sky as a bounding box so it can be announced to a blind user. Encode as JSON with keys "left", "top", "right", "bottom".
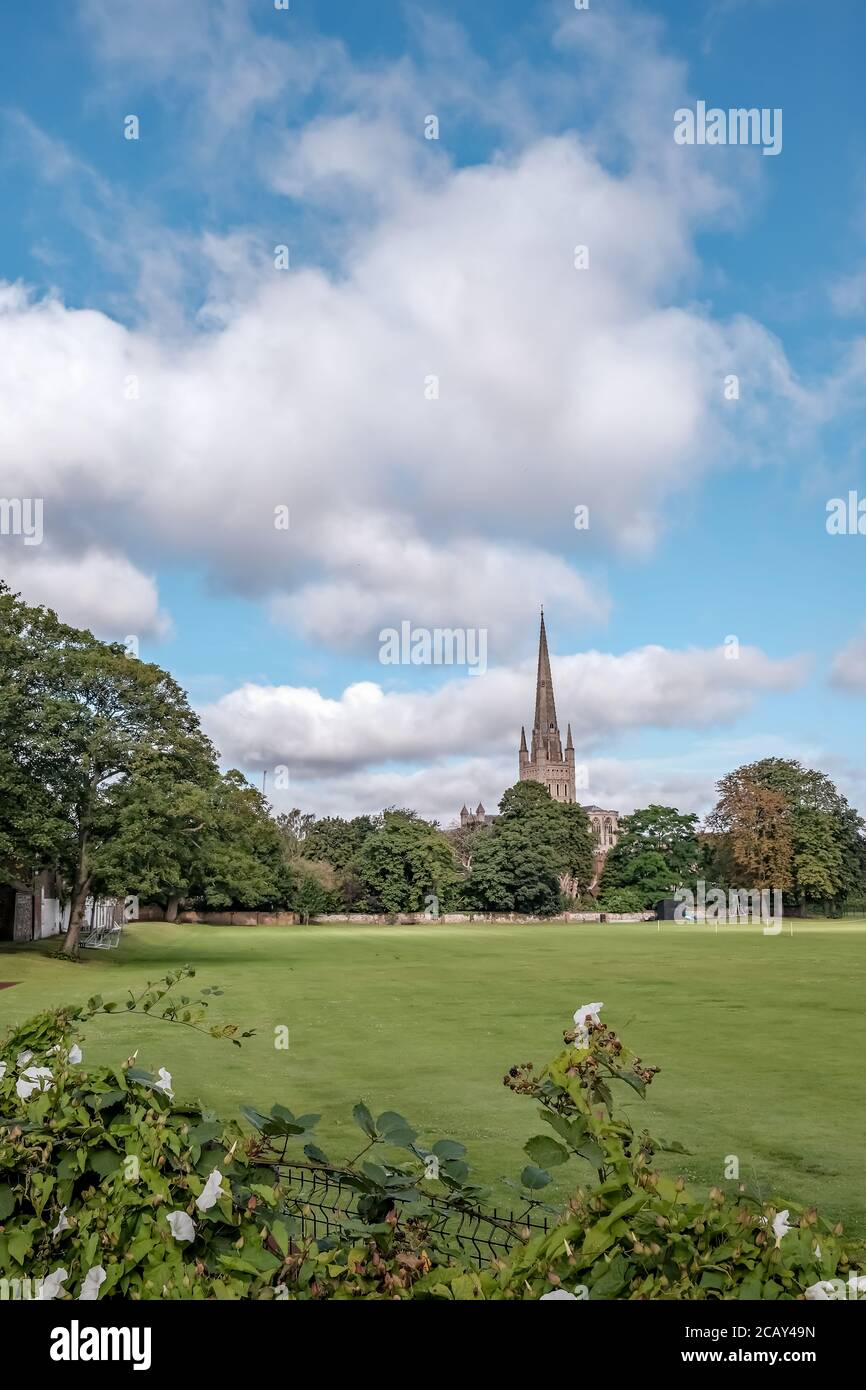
{"left": 1, "top": 0, "right": 865, "bottom": 823}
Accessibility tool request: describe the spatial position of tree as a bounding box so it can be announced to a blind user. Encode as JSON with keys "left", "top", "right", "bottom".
{"left": 706, "top": 759, "right": 865, "bottom": 908}
{"left": 464, "top": 782, "right": 593, "bottom": 915}
{"left": 0, "top": 586, "right": 217, "bottom": 954}
{"left": 304, "top": 815, "right": 378, "bottom": 870}
{"left": 190, "top": 771, "right": 289, "bottom": 911}
{"left": 357, "top": 812, "right": 458, "bottom": 914}
{"left": 600, "top": 804, "right": 701, "bottom": 907}
{"left": 290, "top": 861, "right": 337, "bottom": 924}
{"left": 558, "top": 801, "right": 595, "bottom": 900}
{"left": 274, "top": 809, "right": 317, "bottom": 862}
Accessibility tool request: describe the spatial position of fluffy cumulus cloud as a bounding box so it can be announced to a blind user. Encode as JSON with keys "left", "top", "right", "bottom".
{"left": 0, "top": 3, "right": 819, "bottom": 650}
{"left": 200, "top": 642, "right": 806, "bottom": 779}
{"left": 0, "top": 543, "right": 170, "bottom": 639}
{"left": 830, "top": 629, "right": 866, "bottom": 694}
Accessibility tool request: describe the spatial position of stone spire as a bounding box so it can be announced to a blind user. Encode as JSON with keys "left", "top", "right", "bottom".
{"left": 519, "top": 610, "right": 573, "bottom": 801}
{"left": 533, "top": 611, "right": 557, "bottom": 732}
{"left": 531, "top": 610, "right": 562, "bottom": 763}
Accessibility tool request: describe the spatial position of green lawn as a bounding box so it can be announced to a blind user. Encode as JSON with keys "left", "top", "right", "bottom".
{"left": 2, "top": 918, "right": 865, "bottom": 1232}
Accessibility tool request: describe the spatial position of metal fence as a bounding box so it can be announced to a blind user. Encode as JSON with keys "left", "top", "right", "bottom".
{"left": 274, "top": 1162, "right": 550, "bottom": 1267}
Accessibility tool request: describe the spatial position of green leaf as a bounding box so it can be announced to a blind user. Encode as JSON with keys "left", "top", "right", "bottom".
{"left": 239, "top": 1105, "right": 271, "bottom": 1132}
{"left": 0, "top": 1186, "right": 15, "bottom": 1220}
{"left": 520, "top": 1164, "right": 552, "bottom": 1191}
{"left": 615, "top": 1068, "right": 646, "bottom": 1098}
{"left": 431, "top": 1139, "right": 466, "bottom": 1161}
{"left": 271, "top": 1220, "right": 291, "bottom": 1256}
{"left": 377, "top": 1111, "right": 417, "bottom": 1146}
{"left": 89, "top": 1149, "right": 122, "bottom": 1178}
{"left": 361, "top": 1161, "right": 389, "bottom": 1186}
{"left": 352, "top": 1101, "right": 377, "bottom": 1138}
{"left": 524, "top": 1134, "right": 569, "bottom": 1169}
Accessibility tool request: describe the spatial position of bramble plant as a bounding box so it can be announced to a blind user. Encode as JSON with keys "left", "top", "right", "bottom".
{"left": 1, "top": 982, "right": 863, "bottom": 1300}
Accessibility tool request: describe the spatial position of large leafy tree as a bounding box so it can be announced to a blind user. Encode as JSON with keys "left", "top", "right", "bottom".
{"left": 706, "top": 758, "right": 866, "bottom": 908}
{"left": 304, "top": 814, "right": 379, "bottom": 869}
{"left": 189, "top": 771, "right": 290, "bottom": 911}
{"left": 0, "top": 585, "right": 218, "bottom": 953}
{"left": 357, "top": 811, "right": 458, "bottom": 914}
{"left": 465, "top": 782, "right": 593, "bottom": 915}
{"left": 600, "top": 804, "right": 701, "bottom": 907}
{"left": 106, "top": 768, "right": 291, "bottom": 916}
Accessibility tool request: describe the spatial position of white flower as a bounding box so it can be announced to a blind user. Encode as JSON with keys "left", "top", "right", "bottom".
{"left": 16, "top": 1049, "right": 34, "bottom": 1068}
{"left": 51, "top": 1206, "right": 72, "bottom": 1238}
{"left": 16, "top": 1066, "right": 53, "bottom": 1099}
{"left": 36, "top": 1268, "right": 68, "bottom": 1301}
{"left": 153, "top": 1067, "right": 174, "bottom": 1099}
{"left": 805, "top": 1280, "right": 841, "bottom": 1300}
{"left": 540, "top": 1288, "right": 578, "bottom": 1300}
{"left": 166, "top": 1211, "right": 196, "bottom": 1242}
{"left": 772, "top": 1209, "right": 793, "bottom": 1245}
{"left": 80, "top": 1266, "right": 106, "bottom": 1301}
{"left": 0, "top": 1061, "right": 6, "bottom": 1079}
{"left": 573, "top": 1002, "right": 604, "bottom": 1045}
{"left": 195, "top": 1169, "right": 225, "bottom": 1212}
{"left": 69, "top": 1044, "right": 83, "bottom": 1064}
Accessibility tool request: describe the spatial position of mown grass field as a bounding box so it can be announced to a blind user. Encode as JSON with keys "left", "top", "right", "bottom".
{"left": 2, "top": 918, "right": 864, "bottom": 1232}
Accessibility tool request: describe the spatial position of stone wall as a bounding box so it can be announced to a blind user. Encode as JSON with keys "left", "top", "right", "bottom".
{"left": 138, "top": 906, "right": 655, "bottom": 926}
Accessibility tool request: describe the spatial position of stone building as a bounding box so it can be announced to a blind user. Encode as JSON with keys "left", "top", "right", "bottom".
{"left": 458, "top": 612, "right": 620, "bottom": 861}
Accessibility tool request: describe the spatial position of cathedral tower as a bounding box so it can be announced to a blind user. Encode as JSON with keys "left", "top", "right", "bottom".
{"left": 519, "top": 611, "right": 576, "bottom": 802}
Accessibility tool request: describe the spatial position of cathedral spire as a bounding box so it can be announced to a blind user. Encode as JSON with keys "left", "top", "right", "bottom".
{"left": 533, "top": 609, "right": 559, "bottom": 738}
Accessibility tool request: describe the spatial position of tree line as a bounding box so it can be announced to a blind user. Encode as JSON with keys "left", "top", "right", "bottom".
{"left": 3, "top": 584, "right": 865, "bottom": 951}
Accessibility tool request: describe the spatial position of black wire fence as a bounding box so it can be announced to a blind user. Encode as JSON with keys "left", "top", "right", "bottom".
{"left": 274, "top": 1162, "right": 551, "bottom": 1267}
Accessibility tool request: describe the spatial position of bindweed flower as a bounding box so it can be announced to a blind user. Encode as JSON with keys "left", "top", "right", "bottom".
{"left": 772, "top": 1209, "right": 793, "bottom": 1245}
{"left": 573, "top": 1002, "right": 604, "bottom": 1046}
{"left": 196, "top": 1169, "right": 226, "bottom": 1212}
{"left": 805, "top": 1280, "right": 841, "bottom": 1300}
{"left": 153, "top": 1067, "right": 174, "bottom": 1099}
{"left": 16, "top": 1050, "right": 34, "bottom": 1068}
{"left": 167, "top": 1211, "right": 196, "bottom": 1242}
{"left": 540, "top": 1288, "right": 578, "bottom": 1300}
{"left": 37, "top": 1268, "right": 68, "bottom": 1301}
{"left": 16, "top": 1066, "right": 53, "bottom": 1099}
{"left": 0, "top": 1061, "right": 6, "bottom": 1079}
{"left": 52, "top": 1206, "right": 72, "bottom": 1238}
{"left": 69, "top": 1044, "right": 83, "bottom": 1064}
{"left": 80, "top": 1266, "right": 106, "bottom": 1301}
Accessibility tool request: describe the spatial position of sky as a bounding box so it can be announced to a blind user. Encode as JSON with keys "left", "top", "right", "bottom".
{"left": 1, "top": 0, "right": 865, "bottom": 826}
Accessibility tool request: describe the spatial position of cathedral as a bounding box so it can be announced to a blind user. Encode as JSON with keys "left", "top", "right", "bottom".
{"left": 459, "top": 612, "right": 620, "bottom": 858}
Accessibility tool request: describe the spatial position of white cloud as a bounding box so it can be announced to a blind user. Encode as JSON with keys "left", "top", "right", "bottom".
{"left": 830, "top": 628, "right": 866, "bottom": 694}
{"left": 199, "top": 642, "right": 806, "bottom": 779}
{"left": 0, "top": 545, "right": 170, "bottom": 639}
{"left": 829, "top": 269, "right": 866, "bottom": 318}
{"left": 0, "top": 122, "right": 811, "bottom": 648}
